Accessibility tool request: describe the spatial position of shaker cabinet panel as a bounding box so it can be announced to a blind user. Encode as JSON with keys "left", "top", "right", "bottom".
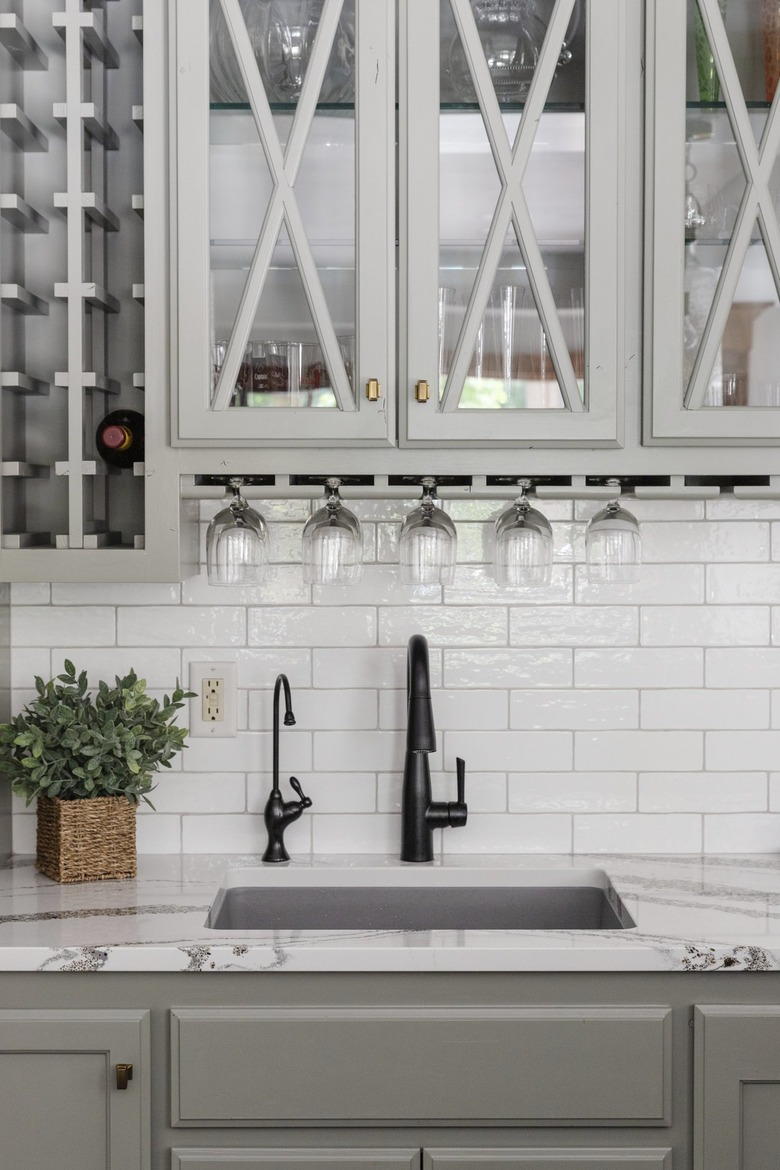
{"left": 172, "top": 1151, "right": 420, "bottom": 1170}
{"left": 694, "top": 1005, "right": 780, "bottom": 1170}
{"left": 171, "top": 1006, "right": 671, "bottom": 1127}
{"left": 424, "top": 1150, "right": 673, "bottom": 1169}
{"left": 0, "top": 1009, "right": 150, "bottom": 1170}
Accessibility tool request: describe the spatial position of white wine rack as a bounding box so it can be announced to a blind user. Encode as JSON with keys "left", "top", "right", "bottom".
{"left": 0, "top": 0, "right": 184, "bottom": 582}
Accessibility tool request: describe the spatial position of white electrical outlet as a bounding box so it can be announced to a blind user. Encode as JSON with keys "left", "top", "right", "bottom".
{"left": 189, "top": 662, "right": 237, "bottom": 737}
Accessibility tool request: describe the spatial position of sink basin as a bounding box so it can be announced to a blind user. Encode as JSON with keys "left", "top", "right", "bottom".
{"left": 205, "top": 866, "right": 635, "bottom": 931}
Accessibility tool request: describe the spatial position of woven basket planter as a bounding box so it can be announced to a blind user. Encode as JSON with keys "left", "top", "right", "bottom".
{"left": 36, "top": 795, "right": 137, "bottom": 883}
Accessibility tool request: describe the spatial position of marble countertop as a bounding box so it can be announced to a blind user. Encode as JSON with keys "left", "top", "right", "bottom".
{"left": 2, "top": 852, "right": 780, "bottom": 973}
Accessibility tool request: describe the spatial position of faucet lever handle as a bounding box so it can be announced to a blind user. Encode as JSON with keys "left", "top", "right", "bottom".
{"left": 289, "top": 775, "right": 312, "bottom": 809}
{"left": 456, "top": 757, "right": 466, "bottom": 806}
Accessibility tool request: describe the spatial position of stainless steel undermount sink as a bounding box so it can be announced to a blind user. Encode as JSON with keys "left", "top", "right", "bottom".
{"left": 205, "top": 867, "right": 636, "bottom": 932}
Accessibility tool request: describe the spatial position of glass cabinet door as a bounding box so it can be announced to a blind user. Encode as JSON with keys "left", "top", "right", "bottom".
{"left": 172, "top": 0, "right": 394, "bottom": 446}
{"left": 401, "top": 0, "right": 624, "bottom": 447}
{"left": 647, "top": 0, "right": 780, "bottom": 442}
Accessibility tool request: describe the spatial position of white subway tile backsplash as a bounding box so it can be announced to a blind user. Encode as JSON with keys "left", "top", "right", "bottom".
{"left": 52, "top": 582, "right": 181, "bottom": 605}
{"left": 12, "top": 513, "right": 780, "bottom": 857}
{"left": 443, "top": 813, "right": 572, "bottom": 854}
{"left": 509, "top": 772, "right": 636, "bottom": 813}
{"left": 14, "top": 606, "right": 116, "bottom": 646}
{"left": 510, "top": 689, "right": 638, "bottom": 730}
{"left": 119, "top": 606, "right": 246, "bottom": 646}
{"left": 641, "top": 605, "right": 770, "bottom": 646}
{"left": 704, "top": 814, "right": 780, "bottom": 852}
{"left": 575, "top": 730, "right": 703, "bottom": 772}
{"left": 248, "top": 606, "right": 376, "bottom": 647}
{"left": 642, "top": 521, "right": 769, "bottom": 562}
{"left": 136, "top": 814, "right": 182, "bottom": 853}
{"left": 312, "top": 813, "right": 399, "bottom": 854}
{"left": 379, "top": 605, "right": 507, "bottom": 646}
{"left": 639, "top": 772, "right": 767, "bottom": 813}
{"left": 707, "top": 563, "right": 780, "bottom": 603}
{"left": 182, "top": 565, "right": 311, "bottom": 606}
{"left": 314, "top": 730, "right": 405, "bottom": 773}
{"left": 573, "top": 814, "right": 702, "bottom": 853}
{"left": 641, "top": 689, "right": 769, "bottom": 730}
{"left": 444, "top": 649, "right": 572, "bottom": 688}
{"left": 511, "top": 606, "right": 639, "bottom": 647}
{"left": 575, "top": 648, "right": 703, "bottom": 689}
{"left": 444, "top": 730, "right": 573, "bottom": 772}
{"left": 314, "top": 646, "right": 426, "bottom": 689}
{"left": 446, "top": 564, "right": 574, "bottom": 606}
{"left": 706, "top": 648, "right": 780, "bottom": 687}
{"left": 150, "top": 774, "right": 246, "bottom": 813}
{"left": 705, "top": 730, "right": 780, "bottom": 771}
{"left": 576, "top": 564, "right": 705, "bottom": 605}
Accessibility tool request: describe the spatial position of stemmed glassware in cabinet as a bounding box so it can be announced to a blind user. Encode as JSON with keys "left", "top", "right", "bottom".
{"left": 492, "top": 479, "right": 554, "bottom": 587}
{"left": 584, "top": 480, "right": 642, "bottom": 584}
{"left": 302, "top": 477, "right": 363, "bottom": 585}
{"left": 206, "top": 478, "right": 269, "bottom": 586}
{"left": 399, "top": 478, "right": 458, "bottom": 587}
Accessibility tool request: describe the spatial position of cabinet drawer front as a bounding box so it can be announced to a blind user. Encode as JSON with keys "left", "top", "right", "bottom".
{"left": 171, "top": 1007, "right": 671, "bottom": 1127}
{"left": 172, "top": 1150, "right": 420, "bottom": 1170}
{"left": 424, "top": 1151, "right": 673, "bottom": 1170}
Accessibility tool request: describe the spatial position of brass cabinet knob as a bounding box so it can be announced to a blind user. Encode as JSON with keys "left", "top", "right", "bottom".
{"left": 415, "top": 379, "right": 430, "bottom": 403}
{"left": 365, "top": 378, "right": 381, "bottom": 401}
{"left": 116, "top": 1063, "right": 134, "bottom": 1090}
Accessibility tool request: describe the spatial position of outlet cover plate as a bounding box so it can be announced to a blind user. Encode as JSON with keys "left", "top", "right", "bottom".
{"left": 189, "top": 661, "right": 237, "bottom": 737}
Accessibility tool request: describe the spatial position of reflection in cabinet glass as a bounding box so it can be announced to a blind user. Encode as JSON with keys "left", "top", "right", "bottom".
{"left": 647, "top": 0, "right": 780, "bottom": 443}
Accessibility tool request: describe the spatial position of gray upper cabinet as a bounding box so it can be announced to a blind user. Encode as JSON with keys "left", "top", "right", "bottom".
{"left": 171, "top": 0, "right": 395, "bottom": 448}
{"left": 171, "top": 0, "right": 625, "bottom": 452}
{"left": 400, "top": 0, "right": 624, "bottom": 448}
{"left": 646, "top": 0, "right": 780, "bottom": 444}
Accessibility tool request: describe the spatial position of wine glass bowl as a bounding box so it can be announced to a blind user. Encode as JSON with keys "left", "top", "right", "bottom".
{"left": 585, "top": 493, "right": 642, "bottom": 584}
{"left": 302, "top": 478, "right": 363, "bottom": 585}
{"left": 492, "top": 485, "right": 553, "bottom": 587}
{"left": 399, "top": 478, "right": 458, "bottom": 587}
{"left": 206, "top": 480, "right": 269, "bottom": 586}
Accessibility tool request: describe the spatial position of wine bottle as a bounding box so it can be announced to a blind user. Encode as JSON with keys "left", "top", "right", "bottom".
{"left": 95, "top": 410, "right": 145, "bottom": 469}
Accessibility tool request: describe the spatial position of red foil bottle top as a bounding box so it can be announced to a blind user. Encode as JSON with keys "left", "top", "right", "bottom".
{"left": 101, "top": 424, "right": 132, "bottom": 451}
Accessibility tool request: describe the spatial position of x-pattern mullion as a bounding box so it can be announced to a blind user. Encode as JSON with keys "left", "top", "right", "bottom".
{"left": 442, "top": 0, "right": 581, "bottom": 413}
{"left": 686, "top": 0, "right": 780, "bottom": 409}
{"left": 212, "top": 0, "right": 353, "bottom": 412}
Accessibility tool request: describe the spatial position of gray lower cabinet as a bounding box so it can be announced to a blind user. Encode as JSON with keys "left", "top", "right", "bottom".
{"left": 0, "top": 1009, "right": 150, "bottom": 1170}
{"left": 694, "top": 1005, "right": 780, "bottom": 1170}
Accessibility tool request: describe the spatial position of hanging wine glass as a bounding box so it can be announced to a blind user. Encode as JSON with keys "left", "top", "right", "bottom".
{"left": 399, "top": 477, "right": 458, "bottom": 587}
{"left": 302, "top": 477, "right": 363, "bottom": 585}
{"left": 492, "top": 479, "right": 553, "bottom": 587}
{"left": 206, "top": 478, "right": 269, "bottom": 585}
{"left": 585, "top": 480, "right": 642, "bottom": 584}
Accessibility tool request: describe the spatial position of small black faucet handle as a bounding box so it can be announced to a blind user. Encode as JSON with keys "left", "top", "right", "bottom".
{"left": 289, "top": 775, "right": 312, "bottom": 809}
{"left": 456, "top": 757, "right": 466, "bottom": 805}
